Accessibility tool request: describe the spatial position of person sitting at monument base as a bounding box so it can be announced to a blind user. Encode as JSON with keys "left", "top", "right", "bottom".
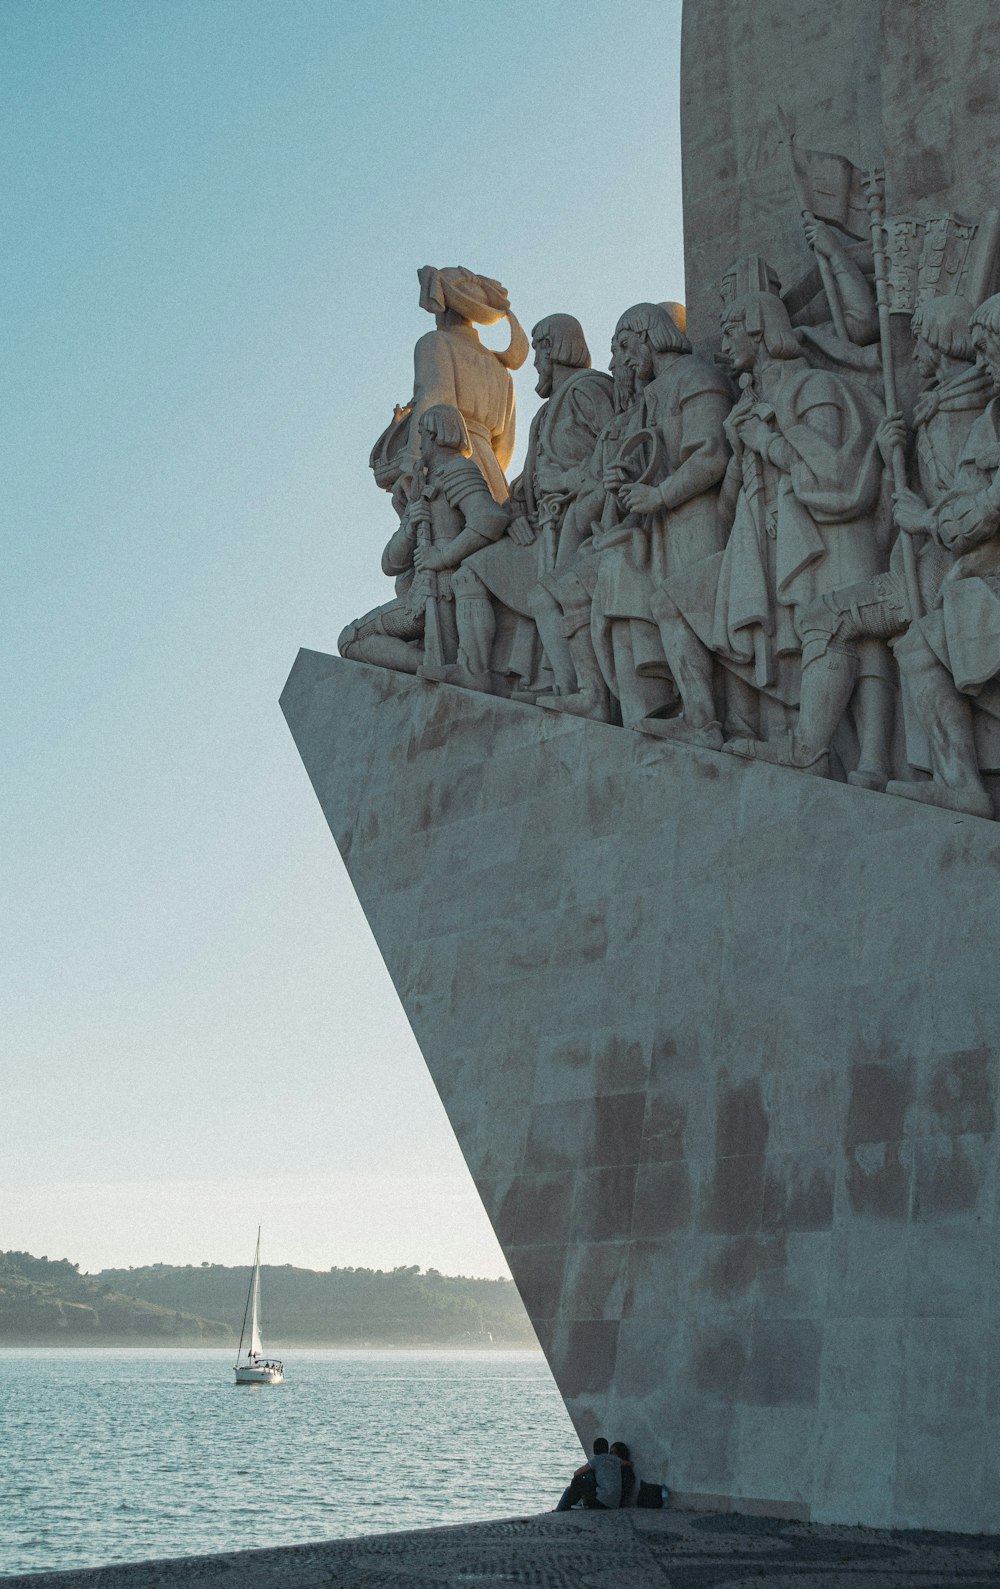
{"left": 554, "top": 1437, "right": 622, "bottom": 1511}
{"left": 338, "top": 404, "right": 508, "bottom": 676}
{"left": 610, "top": 1440, "right": 636, "bottom": 1504}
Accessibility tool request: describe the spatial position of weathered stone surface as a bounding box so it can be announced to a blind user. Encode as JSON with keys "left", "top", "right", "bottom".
{"left": 681, "top": 0, "right": 1000, "bottom": 349}
{"left": 282, "top": 653, "right": 1000, "bottom": 1532}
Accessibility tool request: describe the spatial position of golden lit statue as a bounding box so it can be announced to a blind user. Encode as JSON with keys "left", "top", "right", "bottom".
{"left": 397, "top": 267, "right": 529, "bottom": 505}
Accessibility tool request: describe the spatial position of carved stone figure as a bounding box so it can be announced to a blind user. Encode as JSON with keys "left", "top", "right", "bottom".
{"left": 649, "top": 291, "right": 890, "bottom": 781}
{"left": 528, "top": 306, "right": 731, "bottom": 726}
{"left": 398, "top": 267, "right": 529, "bottom": 505}
{"left": 343, "top": 201, "right": 1000, "bottom": 819}
{"left": 794, "top": 295, "right": 993, "bottom": 778}
{"left": 509, "top": 316, "right": 615, "bottom": 563}
{"left": 444, "top": 315, "right": 614, "bottom": 696}
{"left": 886, "top": 294, "right": 1000, "bottom": 817}
{"left": 577, "top": 303, "right": 733, "bottom": 729}
{"left": 339, "top": 404, "right": 507, "bottom": 675}
{"left": 528, "top": 345, "right": 642, "bottom": 720}
{"left": 724, "top": 231, "right": 879, "bottom": 373}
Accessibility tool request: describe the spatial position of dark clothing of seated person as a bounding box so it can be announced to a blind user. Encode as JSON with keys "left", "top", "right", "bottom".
{"left": 611, "top": 1441, "right": 635, "bottom": 1504}
{"left": 555, "top": 1438, "right": 622, "bottom": 1510}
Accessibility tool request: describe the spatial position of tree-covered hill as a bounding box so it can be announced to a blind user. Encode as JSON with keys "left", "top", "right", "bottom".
{"left": 0, "top": 1252, "right": 231, "bottom": 1344}
{"left": 97, "top": 1261, "right": 536, "bottom": 1346}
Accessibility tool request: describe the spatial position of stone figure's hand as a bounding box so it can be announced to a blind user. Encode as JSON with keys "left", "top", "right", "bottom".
{"left": 974, "top": 441, "right": 1000, "bottom": 472}
{"left": 737, "top": 416, "right": 774, "bottom": 456}
{"left": 408, "top": 500, "right": 432, "bottom": 535}
{"left": 537, "top": 493, "right": 568, "bottom": 532}
{"left": 618, "top": 482, "right": 662, "bottom": 515}
{"left": 604, "top": 462, "right": 628, "bottom": 491}
{"left": 876, "top": 413, "right": 907, "bottom": 467}
{"left": 414, "top": 542, "right": 449, "bottom": 572}
{"left": 507, "top": 514, "right": 537, "bottom": 546}
{"left": 803, "top": 217, "right": 839, "bottom": 261}
{"left": 893, "top": 487, "right": 931, "bottom": 535}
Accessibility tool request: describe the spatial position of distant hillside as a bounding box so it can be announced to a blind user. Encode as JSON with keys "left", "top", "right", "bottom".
{"left": 97, "top": 1262, "right": 536, "bottom": 1347}
{"left": 0, "top": 1252, "right": 232, "bottom": 1344}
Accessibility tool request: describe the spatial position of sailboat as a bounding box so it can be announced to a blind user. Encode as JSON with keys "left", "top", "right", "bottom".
{"left": 234, "top": 1227, "right": 284, "bottom": 1385}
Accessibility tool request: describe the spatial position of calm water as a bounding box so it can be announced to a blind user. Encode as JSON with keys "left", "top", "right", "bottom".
{"left": 0, "top": 1348, "right": 583, "bottom": 1578}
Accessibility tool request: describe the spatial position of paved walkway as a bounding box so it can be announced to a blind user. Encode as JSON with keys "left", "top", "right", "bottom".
{"left": 6, "top": 1508, "right": 1000, "bottom": 1587}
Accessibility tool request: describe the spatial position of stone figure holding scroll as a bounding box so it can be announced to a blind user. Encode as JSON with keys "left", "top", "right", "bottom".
{"left": 398, "top": 267, "right": 529, "bottom": 506}
{"left": 339, "top": 404, "right": 508, "bottom": 675}
{"left": 439, "top": 315, "right": 614, "bottom": 695}
{"left": 650, "top": 291, "right": 891, "bottom": 781}
{"left": 887, "top": 294, "right": 1000, "bottom": 818}
{"left": 585, "top": 302, "right": 732, "bottom": 728}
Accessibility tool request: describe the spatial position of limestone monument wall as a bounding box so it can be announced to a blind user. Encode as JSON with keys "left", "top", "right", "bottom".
{"left": 283, "top": 652, "right": 1000, "bottom": 1532}
{"left": 681, "top": 0, "right": 1000, "bottom": 349}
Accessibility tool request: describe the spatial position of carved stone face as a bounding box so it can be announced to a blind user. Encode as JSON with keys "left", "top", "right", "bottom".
{"left": 720, "top": 315, "right": 755, "bottom": 374}
{"left": 418, "top": 419, "right": 439, "bottom": 467}
{"left": 972, "top": 325, "right": 1000, "bottom": 385}
{"left": 533, "top": 337, "right": 554, "bottom": 398}
{"left": 613, "top": 328, "right": 655, "bottom": 384}
{"left": 610, "top": 343, "right": 639, "bottom": 414}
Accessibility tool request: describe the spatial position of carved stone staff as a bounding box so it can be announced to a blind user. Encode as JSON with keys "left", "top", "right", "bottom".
{"left": 408, "top": 459, "right": 447, "bottom": 671}
{"left": 737, "top": 379, "right": 777, "bottom": 691}
{"left": 864, "top": 166, "right": 923, "bottom": 622}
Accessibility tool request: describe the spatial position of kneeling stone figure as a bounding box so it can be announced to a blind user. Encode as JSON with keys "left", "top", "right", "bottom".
{"left": 339, "top": 403, "right": 509, "bottom": 678}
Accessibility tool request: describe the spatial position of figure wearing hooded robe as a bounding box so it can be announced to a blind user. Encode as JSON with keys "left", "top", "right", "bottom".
{"left": 397, "top": 267, "right": 529, "bottom": 506}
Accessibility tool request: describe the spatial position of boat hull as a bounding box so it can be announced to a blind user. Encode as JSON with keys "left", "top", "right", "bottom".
{"left": 234, "top": 1365, "right": 284, "bottom": 1385}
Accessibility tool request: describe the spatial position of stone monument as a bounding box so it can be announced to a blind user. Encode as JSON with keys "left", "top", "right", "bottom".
{"left": 283, "top": 1, "right": 1000, "bottom": 1532}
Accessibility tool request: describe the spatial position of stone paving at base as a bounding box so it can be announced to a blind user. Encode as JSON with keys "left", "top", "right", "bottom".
{"left": 6, "top": 1509, "right": 1000, "bottom": 1588}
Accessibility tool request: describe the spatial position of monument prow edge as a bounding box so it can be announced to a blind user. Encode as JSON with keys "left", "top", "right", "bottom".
{"left": 282, "top": 649, "right": 1000, "bottom": 1533}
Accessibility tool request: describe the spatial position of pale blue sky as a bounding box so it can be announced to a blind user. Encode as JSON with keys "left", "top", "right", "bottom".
{"left": 3, "top": 0, "right": 684, "bottom": 1275}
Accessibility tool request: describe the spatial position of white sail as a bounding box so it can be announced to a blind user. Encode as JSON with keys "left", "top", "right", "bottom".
{"left": 247, "top": 1253, "right": 263, "bottom": 1358}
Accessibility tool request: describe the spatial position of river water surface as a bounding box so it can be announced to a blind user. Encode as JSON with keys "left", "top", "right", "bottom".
{"left": 0, "top": 1347, "right": 583, "bottom": 1577}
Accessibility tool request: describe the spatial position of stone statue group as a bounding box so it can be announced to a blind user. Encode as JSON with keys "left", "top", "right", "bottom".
{"left": 340, "top": 148, "right": 1000, "bottom": 822}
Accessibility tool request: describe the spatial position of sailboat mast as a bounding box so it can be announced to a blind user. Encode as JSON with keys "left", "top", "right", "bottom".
{"left": 234, "top": 1226, "right": 261, "bottom": 1366}
{"left": 249, "top": 1228, "right": 261, "bottom": 1348}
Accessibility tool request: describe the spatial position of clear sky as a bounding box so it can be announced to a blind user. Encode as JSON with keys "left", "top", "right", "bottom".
{"left": 3, "top": 0, "right": 684, "bottom": 1277}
